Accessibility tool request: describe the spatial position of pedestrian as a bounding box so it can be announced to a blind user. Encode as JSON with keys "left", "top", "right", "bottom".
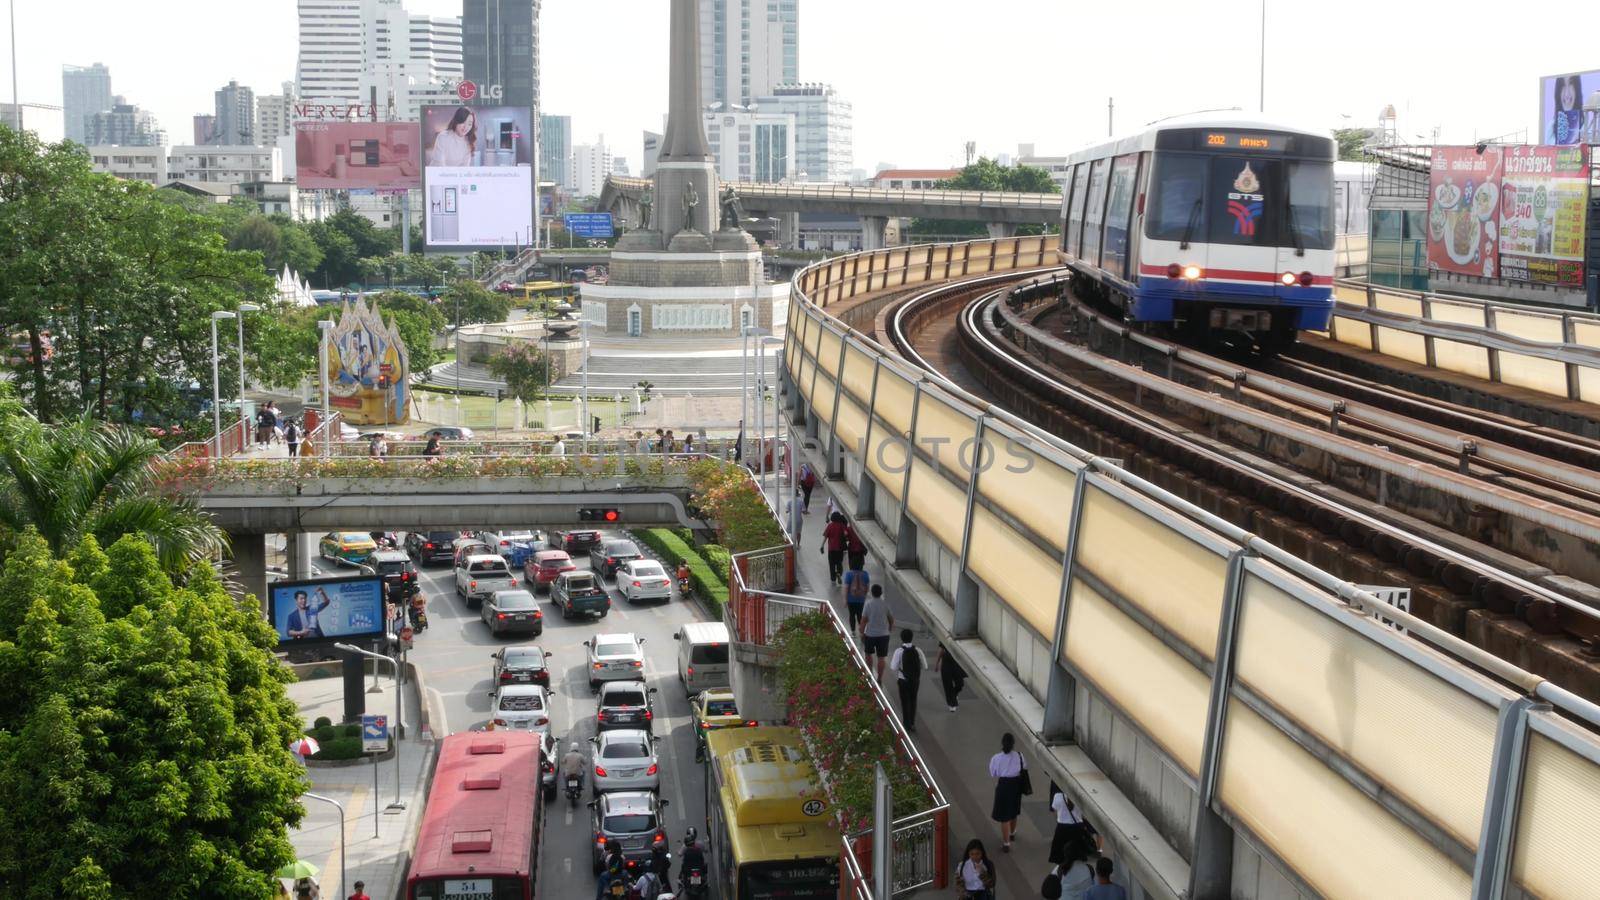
{"left": 346, "top": 880, "right": 371, "bottom": 900}
{"left": 824, "top": 493, "right": 837, "bottom": 521}
{"left": 842, "top": 564, "right": 871, "bottom": 631}
{"left": 1047, "top": 850, "right": 1096, "bottom": 900}
{"left": 820, "top": 512, "right": 848, "bottom": 584}
{"left": 954, "top": 839, "right": 997, "bottom": 900}
{"left": 367, "top": 433, "right": 387, "bottom": 459}
{"left": 683, "top": 433, "right": 695, "bottom": 453}
{"left": 889, "top": 628, "right": 926, "bottom": 732}
{"left": 284, "top": 418, "right": 302, "bottom": 458}
{"left": 664, "top": 429, "right": 676, "bottom": 453}
{"left": 552, "top": 436, "right": 567, "bottom": 457}
{"left": 845, "top": 522, "right": 867, "bottom": 572}
{"left": 635, "top": 431, "right": 650, "bottom": 455}
{"left": 798, "top": 462, "right": 817, "bottom": 512}
{"left": 1048, "top": 782, "right": 1101, "bottom": 865}
{"left": 422, "top": 434, "right": 443, "bottom": 458}
{"left": 858, "top": 584, "right": 894, "bottom": 682}
{"left": 1084, "top": 857, "right": 1126, "bottom": 900}
{"left": 988, "top": 732, "right": 1029, "bottom": 852}
{"left": 255, "top": 403, "right": 276, "bottom": 448}
{"left": 654, "top": 428, "right": 665, "bottom": 452}
{"left": 936, "top": 643, "right": 967, "bottom": 711}
{"left": 266, "top": 402, "right": 281, "bottom": 443}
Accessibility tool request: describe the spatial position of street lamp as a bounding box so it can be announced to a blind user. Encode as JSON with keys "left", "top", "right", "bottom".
{"left": 318, "top": 320, "right": 335, "bottom": 455}
{"left": 760, "top": 336, "right": 784, "bottom": 502}
{"left": 300, "top": 792, "right": 346, "bottom": 900}
{"left": 237, "top": 303, "right": 261, "bottom": 447}
{"left": 333, "top": 642, "right": 406, "bottom": 812}
{"left": 209, "top": 311, "right": 236, "bottom": 456}
{"left": 741, "top": 325, "right": 769, "bottom": 463}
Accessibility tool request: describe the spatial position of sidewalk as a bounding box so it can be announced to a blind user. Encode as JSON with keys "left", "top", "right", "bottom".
{"left": 285, "top": 672, "right": 432, "bottom": 900}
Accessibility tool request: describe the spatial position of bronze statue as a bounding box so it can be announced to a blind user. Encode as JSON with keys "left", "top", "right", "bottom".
{"left": 682, "top": 181, "right": 700, "bottom": 228}
{"left": 639, "top": 191, "right": 653, "bottom": 229}
{"left": 719, "top": 186, "right": 745, "bottom": 231}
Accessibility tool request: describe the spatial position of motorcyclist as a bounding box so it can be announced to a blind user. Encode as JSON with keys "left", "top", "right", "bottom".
{"left": 675, "top": 562, "right": 691, "bottom": 588}
{"left": 595, "top": 860, "right": 628, "bottom": 900}
{"left": 561, "top": 742, "right": 586, "bottom": 781}
{"left": 678, "top": 828, "right": 707, "bottom": 894}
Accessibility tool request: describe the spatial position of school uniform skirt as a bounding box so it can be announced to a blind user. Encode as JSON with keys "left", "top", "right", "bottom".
{"left": 991, "top": 775, "right": 1024, "bottom": 822}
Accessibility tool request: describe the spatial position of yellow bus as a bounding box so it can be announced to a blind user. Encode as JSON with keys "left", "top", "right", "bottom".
{"left": 703, "top": 726, "right": 842, "bottom": 899}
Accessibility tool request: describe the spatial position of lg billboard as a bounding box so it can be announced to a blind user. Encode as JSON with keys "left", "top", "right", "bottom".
{"left": 421, "top": 104, "right": 535, "bottom": 249}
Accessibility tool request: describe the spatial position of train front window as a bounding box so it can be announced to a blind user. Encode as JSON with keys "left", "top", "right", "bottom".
{"left": 1286, "top": 161, "right": 1335, "bottom": 251}
{"left": 1206, "top": 156, "right": 1282, "bottom": 247}
{"left": 1145, "top": 154, "right": 1208, "bottom": 242}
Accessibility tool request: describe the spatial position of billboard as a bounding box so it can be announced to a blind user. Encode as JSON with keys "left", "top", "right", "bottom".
{"left": 1539, "top": 70, "right": 1600, "bottom": 145}
{"left": 564, "top": 213, "right": 615, "bottom": 239}
{"left": 295, "top": 122, "right": 421, "bottom": 191}
{"left": 1498, "top": 145, "right": 1591, "bottom": 286}
{"left": 1427, "top": 146, "right": 1503, "bottom": 279}
{"left": 421, "top": 104, "right": 535, "bottom": 248}
{"left": 267, "top": 575, "right": 386, "bottom": 647}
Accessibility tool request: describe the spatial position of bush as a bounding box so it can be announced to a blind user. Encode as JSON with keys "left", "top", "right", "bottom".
{"left": 313, "top": 716, "right": 333, "bottom": 730}
{"left": 311, "top": 725, "right": 336, "bottom": 743}
{"left": 635, "top": 527, "right": 728, "bottom": 615}
{"left": 311, "top": 736, "right": 369, "bottom": 761}
{"left": 702, "top": 544, "right": 732, "bottom": 585}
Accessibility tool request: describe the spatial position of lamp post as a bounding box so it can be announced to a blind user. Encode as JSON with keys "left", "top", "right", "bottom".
{"left": 334, "top": 643, "right": 406, "bottom": 811}
{"left": 318, "top": 320, "right": 334, "bottom": 455}
{"left": 301, "top": 792, "right": 346, "bottom": 900}
{"left": 761, "top": 336, "right": 784, "bottom": 502}
{"left": 581, "top": 316, "right": 590, "bottom": 447}
{"left": 236, "top": 303, "right": 260, "bottom": 445}
{"left": 741, "top": 326, "right": 769, "bottom": 463}
{"left": 209, "top": 311, "right": 236, "bottom": 456}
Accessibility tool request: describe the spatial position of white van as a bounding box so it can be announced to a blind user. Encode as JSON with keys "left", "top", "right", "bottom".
{"left": 673, "top": 621, "right": 731, "bottom": 694}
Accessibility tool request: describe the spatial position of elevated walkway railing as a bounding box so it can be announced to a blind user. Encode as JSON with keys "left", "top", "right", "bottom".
{"left": 785, "top": 234, "right": 1600, "bottom": 900}
{"left": 604, "top": 175, "right": 1059, "bottom": 215}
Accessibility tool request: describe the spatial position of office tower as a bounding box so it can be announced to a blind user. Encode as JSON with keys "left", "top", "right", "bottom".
{"left": 214, "top": 81, "right": 256, "bottom": 146}
{"left": 703, "top": 107, "right": 794, "bottom": 183}
{"left": 698, "top": 0, "right": 798, "bottom": 108}
{"left": 462, "top": 0, "right": 541, "bottom": 112}
{"left": 296, "top": 0, "right": 461, "bottom": 117}
{"left": 755, "top": 83, "right": 852, "bottom": 183}
{"left": 256, "top": 83, "right": 297, "bottom": 144}
{"left": 62, "top": 62, "right": 113, "bottom": 144}
{"left": 541, "top": 114, "right": 571, "bottom": 189}
{"left": 573, "top": 139, "right": 612, "bottom": 197}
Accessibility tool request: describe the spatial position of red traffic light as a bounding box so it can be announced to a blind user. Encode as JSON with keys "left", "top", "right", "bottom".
{"left": 604, "top": 510, "right": 619, "bottom": 522}
{"left": 579, "top": 507, "right": 622, "bottom": 523}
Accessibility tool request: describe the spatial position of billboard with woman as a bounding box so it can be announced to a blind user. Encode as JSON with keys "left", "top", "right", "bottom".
{"left": 1540, "top": 70, "right": 1600, "bottom": 145}
{"left": 421, "top": 104, "right": 535, "bottom": 248}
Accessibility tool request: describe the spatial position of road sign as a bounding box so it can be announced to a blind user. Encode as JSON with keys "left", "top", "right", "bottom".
{"left": 564, "top": 213, "right": 615, "bottom": 239}
{"left": 400, "top": 626, "right": 414, "bottom": 642}
{"left": 361, "top": 714, "right": 389, "bottom": 753}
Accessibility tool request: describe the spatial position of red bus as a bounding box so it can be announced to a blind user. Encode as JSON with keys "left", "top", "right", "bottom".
{"left": 407, "top": 732, "right": 546, "bottom": 900}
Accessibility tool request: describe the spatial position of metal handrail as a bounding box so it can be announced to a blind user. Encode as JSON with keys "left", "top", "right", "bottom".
{"left": 1332, "top": 303, "right": 1600, "bottom": 367}
{"left": 605, "top": 174, "right": 1060, "bottom": 211}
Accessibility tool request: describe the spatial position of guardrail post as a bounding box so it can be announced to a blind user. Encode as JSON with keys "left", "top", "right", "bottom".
{"left": 893, "top": 383, "right": 924, "bottom": 569}
{"left": 1484, "top": 308, "right": 1502, "bottom": 384}
{"left": 1562, "top": 315, "right": 1582, "bottom": 401}
{"left": 1470, "top": 697, "right": 1537, "bottom": 900}
{"left": 1421, "top": 298, "right": 1438, "bottom": 368}
{"left": 953, "top": 417, "right": 988, "bottom": 639}
{"left": 1190, "top": 548, "right": 1251, "bottom": 900}
{"left": 1042, "top": 467, "right": 1091, "bottom": 742}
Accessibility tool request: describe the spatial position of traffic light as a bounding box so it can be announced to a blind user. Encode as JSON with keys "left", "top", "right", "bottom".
{"left": 579, "top": 508, "right": 622, "bottom": 523}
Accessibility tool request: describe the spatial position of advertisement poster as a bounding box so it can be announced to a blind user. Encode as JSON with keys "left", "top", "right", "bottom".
{"left": 1539, "top": 70, "right": 1600, "bottom": 145}
{"left": 268, "top": 576, "right": 386, "bottom": 646}
{"left": 1427, "top": 147, "right": 1503, "bottom": 279}
{"left": 322, "top": 296, "right": 409, "bottom": 424}
{"left": 295, "top": 122, "right": 421, "bottom": 191}
{"left": 421, "top": 104, "right": 535, "bottom": 248}
{"left": 1498, "top": 145, "right": 1591, "bottom": 286}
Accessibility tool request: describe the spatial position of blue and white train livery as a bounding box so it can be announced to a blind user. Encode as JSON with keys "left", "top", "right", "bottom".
{"left": 1057, "top": 113, "right": 1337, "bottom": 350}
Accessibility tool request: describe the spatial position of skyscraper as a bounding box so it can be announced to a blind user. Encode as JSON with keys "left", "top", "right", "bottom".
{"left": 255, "top": 82, "right": 297, "bottom": 144}
{"left": 698, "top": 0, "right": 798, "bottom": 108}
{"left": 540, "top": 114, "right": 571, "bottom": 189}
{"left": 214, "top": 81, "right": 256, "bottom": 146}
{"left": 572, "top": 139, "right": 612, "bottom": 198}
{"left": 295, "top": 0, "right": 460, "bottom": 116}
{"left": 756, "top": 83, "right": 851, "bottom": 183}
{"left": 295, "top": 0, "right": 366, "bottom": 104}
{"left": 62, "top": 63, "right": 113, "bottom": 144}
{"left": 84, "top": 97, "right": 165, "bottom": 147}
{"left": 461, "top": 0, "right": 541, "bottom": 112}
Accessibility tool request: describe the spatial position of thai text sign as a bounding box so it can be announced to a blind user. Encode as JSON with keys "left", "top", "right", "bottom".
{"left": 1498, "top": 145, "right": 1590, "bottom": 286}
{"left": 1426, "top": 147, "right": 1503, "bottom": 279}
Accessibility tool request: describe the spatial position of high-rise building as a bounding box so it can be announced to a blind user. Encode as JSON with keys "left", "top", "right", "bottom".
{"left": 62, "top": 63, "right": 113, "bottom": 144}
{"left": 642, "top": 131, "right": 663, "bottom": 178}
{"left": 193, "top": 115, "right": 217, "bottom": 145}
{"left": 540, "top": 114, "right": 571, "bottom": 189}
{"left": 295, "top": 0, "right": 367, "bottom": 105}
{"left": 703, "top": 106, "right": 794, "bottom": 183}
{"left": 754, "top": 83, "right": 851, "bottom": 183}
{"left": 256, "top": 83, "right": 297, "bottom": 144}
{"left": 462, "top": 0, "right": 541, "bottom": 112}
{"left": 214, "top": 81, "right": 256, "bottom": 146}
{"left": 295, "top": 0, "right": 461, "bottom": 118}
{"left": 572, "top": 139, "right": 612, "bottom": 197}
{"left": 698, "top": 0, "right": 798, "bottom": 109}
{"left": 84, "top": 97, "right": 165, "bottom": 147}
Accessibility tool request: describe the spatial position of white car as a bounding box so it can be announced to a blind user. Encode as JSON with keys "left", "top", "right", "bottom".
{"left": 584, "top": 633, "right": 646, "bottom": 689}
{"left": 590, "top": 729, "right": 660, "bottom": 796}
{"left": 489, "top": 683, "right": 551, "bottom": 734}
{"left": 617, "top": 560, "right": 673, "bottom": 604}
{"left": 476, "top": 529, "right": 546, "bottom": 558}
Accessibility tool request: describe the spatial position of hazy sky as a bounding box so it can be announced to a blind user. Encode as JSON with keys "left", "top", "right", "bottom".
{"left": 9, "top": 0, "right": 1593, "bottom": 170}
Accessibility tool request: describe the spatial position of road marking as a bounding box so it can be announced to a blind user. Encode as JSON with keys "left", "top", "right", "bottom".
{"left": 646, "top": 654, "right": 692, "bottom": 823}
{"left": 564, "top": 857, "right": 573, "bottom": 875}
{"left": 566, "top": 806, "right": 575, "bottom": 826}
{"left": 428, "top": 686, "right": 451, "bottom": 735}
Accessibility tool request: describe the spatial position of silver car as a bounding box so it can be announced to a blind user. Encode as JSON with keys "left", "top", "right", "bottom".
{"left": 489, "top": 683, "right": 551, "bottom": 734}
{"left": 617, "top": 560, "right": 672, "bottom": 604}
{"left": 584, "top": 633, "right": 646, "bottom": 689}
{"left": 590, "top": 729, "right": 660, "bottom": 796}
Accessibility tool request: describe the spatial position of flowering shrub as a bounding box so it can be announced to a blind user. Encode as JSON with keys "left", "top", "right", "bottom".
{"left": 772, "top": 612, "right": 931, "bottom": 834}
{"left": 152, "top": 452, "right": 687, "bottom": 491}
{"left": 686, "top": 459, "right": 787, "bottom": 553}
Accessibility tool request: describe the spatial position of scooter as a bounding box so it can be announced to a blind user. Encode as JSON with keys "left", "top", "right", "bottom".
{"left": 565, "top": 773, "right": 583, "bottom": 808}
{"left": 407, "top": 602, "right": 429, "bottom": 632}
{"left": 679, "top": 865, "right": 707, "bottom": 900}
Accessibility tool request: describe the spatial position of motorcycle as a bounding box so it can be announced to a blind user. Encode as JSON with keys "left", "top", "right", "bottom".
{"left": 565, "top": 773, "right": 583, "bottom": 808}
{"left": 407, "top": 602, "right": 429, "bottom": 632}
{"left": 678, "top": 866, "right": 707, "bottom": 899}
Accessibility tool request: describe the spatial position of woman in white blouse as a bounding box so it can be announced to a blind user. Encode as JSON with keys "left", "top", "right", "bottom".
{"left": 987, "top": 732, "right": 1026, "bottom": 852}
{"left": 428, "top": 107, "right": 476, "bottom": 167}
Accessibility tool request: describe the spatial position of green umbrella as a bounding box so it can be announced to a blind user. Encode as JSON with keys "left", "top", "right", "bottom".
{"left": 276, "top": 860, "right": 319, "bottom": 880}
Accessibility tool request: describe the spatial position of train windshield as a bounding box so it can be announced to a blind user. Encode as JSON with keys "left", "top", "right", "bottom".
{"left": 1146, "top": 154, "right": 1333, "bottom": 251}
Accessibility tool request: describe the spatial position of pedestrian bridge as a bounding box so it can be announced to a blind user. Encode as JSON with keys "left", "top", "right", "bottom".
{"left": 779, "top": 235, "right": 1600, "bottom": 900}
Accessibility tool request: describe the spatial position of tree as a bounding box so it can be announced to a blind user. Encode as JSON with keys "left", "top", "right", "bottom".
{"left": 401, "top": 254, "right": 445, "bottom": 294}
{"left": 304, "top": 222, "right": 360, "bottom": 288}
{"left": 1333, "top": 127, "right": 1375, "bottom": 162}
{"left": 0, "top": 412, "right": 225, "bottom": 574}
{"left": 368, "top": 292, "right": 446, "bottom": 373}
{"left": 908, "top": 158, "right": 1061, "bottom": 237}
{"left": 444, "top": 280, "right": 512, "bottom": 325}
{"left": 243, "top": 302, "right": 324, "bottom": 391}
{"left": 486, "top": 343, "right": 551, "bottom": 402}
{"left": 0, "top": 530, "right": 307, "bottom": 898}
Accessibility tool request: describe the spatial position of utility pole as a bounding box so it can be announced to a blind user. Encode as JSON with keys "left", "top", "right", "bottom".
{"left": 8, "top": 0, "right": 18, "bottom": 130}
{"left": 1108, "top": 98, "right": 1114, "bottom": 137}
{"left": 1259, "top": 0, "right": 1267, "bottom": 112}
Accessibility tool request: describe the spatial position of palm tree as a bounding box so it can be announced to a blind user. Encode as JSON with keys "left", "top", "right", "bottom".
{"left": 0, "top": 414, "right": 225, "bottom": 573}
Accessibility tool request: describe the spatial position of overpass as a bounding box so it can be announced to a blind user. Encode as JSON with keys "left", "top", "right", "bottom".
{"left": 778, "top": 235, "right": 1600, "bottom": 900}
{"left": 597, "top": 175, "right": 1059, "bottom": 250}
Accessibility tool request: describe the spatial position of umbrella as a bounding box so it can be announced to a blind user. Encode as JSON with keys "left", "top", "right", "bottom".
{"left": 288, "top": 737, "right": 320, "bottom": 759}
{"left": 276, "top": 860, "right": 319, "bottom": 880}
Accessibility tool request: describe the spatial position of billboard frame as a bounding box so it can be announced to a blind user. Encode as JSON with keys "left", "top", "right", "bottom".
{"left": 420, "top": 103, "right": 538, "bottom": 253}
{"left": 266, "top": 574, "right": 388, "bottom": 651}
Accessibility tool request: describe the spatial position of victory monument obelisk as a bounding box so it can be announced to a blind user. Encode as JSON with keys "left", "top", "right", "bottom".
{"left": 583, "top": 0, "right": 784, "bottom": 337}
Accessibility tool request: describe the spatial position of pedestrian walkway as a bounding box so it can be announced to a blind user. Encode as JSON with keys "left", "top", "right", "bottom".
{"left": 285, "top": 672, "right": 431, "bottom": 900}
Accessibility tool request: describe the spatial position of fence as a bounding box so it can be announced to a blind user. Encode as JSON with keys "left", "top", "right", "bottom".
{"left": 787, "top": 235, "right": 1600, "bottom": 899}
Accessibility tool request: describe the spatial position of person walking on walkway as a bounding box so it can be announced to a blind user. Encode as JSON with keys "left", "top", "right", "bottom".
{"left": 988, "top": 732, "right": 1028, "bottom": 852}
{"left": 798, "top": 462, "right": 817, "bottom": 512}
{"left": 1048, "top": 782, "right": 1101, "bottom": 866}
{"left": 936, "top": 643, "right": 967, "bottom": 711}
{"left": 820, "top": 512, "right": 849, "bottom": 584}
{"left": 552, "top": 437, "right": 567, "bottom": 457}
{"left": 346, "top": 881, "right": 371, "bottom": 900}
{"left": 845, "top": 522, "right": 867, "bottom": 572}
{"left": 955, "top": 839, "right": 996, "bottom": 900}
{"left": 842, "top": 564, "right": 871, "bottom": 631}
{"left": 858, "top": 584, "right": 894, "bottom": 682}
{"left": 284, "top": 419, "right": 302, "bottom": 458}
{"left": 422, "top": 434, "right": 443, "bottom": 458}
{"left": 889, "top": 629, "right": 927, "bottom": 732}
{"left": 1085, "top": 857, "right": 1126, "bottom": 900}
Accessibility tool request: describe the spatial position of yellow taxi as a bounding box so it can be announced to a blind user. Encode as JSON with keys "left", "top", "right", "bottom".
{"left": 692, "top": 688, "right": 753, "bottom": 762}
{"left": 319, "top": 532, "right": 378, "bottom": 564}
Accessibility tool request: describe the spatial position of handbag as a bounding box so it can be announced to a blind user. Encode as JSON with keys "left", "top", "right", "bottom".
{"left": 1019, "top": 758, "right": 1034, "bottom": 796}
{"left": 1040, "top": 865, "right": 1063, "bottom": 899}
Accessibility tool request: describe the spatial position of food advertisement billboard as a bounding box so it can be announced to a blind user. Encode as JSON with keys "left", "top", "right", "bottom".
{"left": 267, "top": 576, "right": 386, "bottom": 647}
{"left": 1427, "top": 146, "right": 1503, "bottom": 279}
{"left": 1539, "top": 70, "right": 1600, "bottom": 145}
{"left": 421, "top": 104, "right": 535, "bottom": 248}
{"left": 295, "top": 122, "right": 421, "bottom": 191}
{"left": 1497, "top": 145, "right": 1590, "bottom": 286}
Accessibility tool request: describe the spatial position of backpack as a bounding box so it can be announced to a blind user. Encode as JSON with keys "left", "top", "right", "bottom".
{"left": 605, "top": 877, "right": 629, "bottom": 899}
{"left": 901, "top": 645, "right": 923, "bottom": 684}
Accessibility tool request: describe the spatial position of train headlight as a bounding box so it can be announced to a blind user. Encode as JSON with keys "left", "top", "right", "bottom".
{"left": 1182, "top": 265, "right": 1203, "bottom": 281}
{"left": 1280, "top": 272, "right": 1297, "bottom": 286}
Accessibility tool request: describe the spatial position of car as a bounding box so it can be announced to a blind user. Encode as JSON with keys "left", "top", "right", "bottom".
{"left": 554, "top": 570, "right": 612, "bottom": 621}
{"left": 596, "top": 680, "right": 657, "bottom": 733}
{"left": 336, "top": 421, "right": 361, "bottom": 442}
{"left": 554, "top": 528, "right": 603, "bottom": 554}
{"left": 691, "top": 689, "right": 754, "bottom": 762}
{"left": 426, "top": 426, "right": 475, "bottom": 441}
{"left": 588, "top": 791, "right": 669, "bottom": 874}
{"left": 319, "top": 532, "right": 377, "bottom": 564}
{"left": 488, "top": 683, "right": 551, "bottom": 734}
{"left": 481, "top": 588, "right": 544, "bottom": 636}
{"left": 404, "top": 530, "right": 459, "bottom": 565}
{"left": 589, "top": 539, "right": 644, "bottom": 580}
{"left": 589, "top": 729, "right": 660, "bottom": 796}
{"left": 359, "top": 430, "right": 406, "bottom": 443}
{"left": 617, "top": 559, "right": 672, "bottom": 604}
{"left": 453, "top": 539, "right": 494, "bottom": 568}
{"left": 477, "top": 528, "right": 547, "bottom": 559}
{"left": 455, "top": 553, "right": 519, "bottom": 607}
{"left": 363, "top": 549, "right": 419, "bottom": 598}
{"left": 584, "top": 633, "right": 645, "bottom": 689}
{"left": 492, "top": 645, "right": 552, "bottom": 687}
{"left": 539, "top": 730, "right": 558, "bottom": 802}
{"left": 525, "top": 549, "right": 577, "bottom": 593}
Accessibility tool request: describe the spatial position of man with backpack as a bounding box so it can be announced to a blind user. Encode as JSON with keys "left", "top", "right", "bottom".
{"left": 842, "top": 564, "right": 871, "bottom": 631}
{"left": 889, "top": 628, "right": 927, "bottom": 732}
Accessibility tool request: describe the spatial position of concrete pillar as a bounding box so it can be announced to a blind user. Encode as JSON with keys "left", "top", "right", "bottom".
{"left": 1190, "top": 807, "right": 1236, "bottom": 900}
{"left": 894, "top": 512, "right": 918, "bottom": 568}
{"left": 953, "top": 571, "right": 980, "bottom": 638}
{"left": 1042, "top": 662, "right": 1077, "bottom": 742}
{"left": 860, "top": 216, "right": 889, "bottom": 251}
{"left": 855, "top": 474, "right": 877, "bottom": 519}
{"left": 730, "top": 641, "right": 788, "bottom": 724}
{"left": 230, "top": 532, "right": 269, "bottom": 613}
{"left": 986, "top": 222, "right": 1020, "bottom": 239}
{"left": 285, "top": 531, "right": 316, "bottom": 580}
{"left": 778, "top": 212, "right": 801, "bottom": 249}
